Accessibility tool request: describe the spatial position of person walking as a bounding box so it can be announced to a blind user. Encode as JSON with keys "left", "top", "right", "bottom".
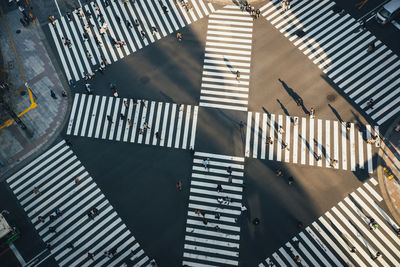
{"left": 309, "top": 107, "right": 315, "bottom": 119}
{"left": 120, "top": 113, "right": 126, "bottom": 120}
{"left": 107, "top": 115, "right": 113, "bottom": 123}
{"left": 155, "top": 131, "right": 161, "bottom": 140}
{"left": 366, "top": 98, "right": 374, "bottom": 110}
{"left": 217, "top": 184, "right": 223, "bottom": 192}
{"left": 236, "top": 70, "right": 240, "bottom": 80}
{"left": 177, "top": 32, "right": 182, "bottom": 41}
{"left": 278, "top": 125, "right": 285, "bottom": 134}
{"left": 88, "top": 252, "right": 95, "bottom": 260}
{"left": 176, "top": 181, "right": 182, "bottom": 191}
{"left": 88, "top": 210, "right": 94, "bottom": 220}
{"left": 151, "top": 26, "right": 158, "bottom": 35}
{"left": 203, "top": 158, "right": 210, "bottom": 171}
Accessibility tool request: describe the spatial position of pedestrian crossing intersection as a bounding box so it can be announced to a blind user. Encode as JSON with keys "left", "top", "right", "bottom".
{"left": 199, "top": 5, "right": 254, "bottom": 112}
{"left": 66, "top": 93, "right": 198, "bottom": 149}
{"left": 6, "top": 140, "right": 150, "bottom": 266}
{"left": 259, "top": 178, "right": 400, "bottom": 267}
{"left": 49, "top": 0, "right": 215, "bottom": 82}
{"left": 260, "top": 0, "right": 400, "bottom": 126}
{"left": 182, "top": 152, "right": 245, "bottom": 266}
{"left": 245, "top": 112, "right": 379, "bottom": 173}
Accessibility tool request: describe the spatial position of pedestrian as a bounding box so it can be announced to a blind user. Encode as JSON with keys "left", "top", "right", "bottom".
{"left": 276, "top": 168, "right": 283, "bottom": 176}
{"left": 92, "top": 207, "right": 99, "bottom": 216}
{"left": 195, "top": 209, "right": 201, "bottom": 216}
{"left": 65, "top": 139, "right": 73, "bottom": 147}
{"left": 120, "top": 113, "right": 126, "bottom": 120}
{"left": 74, "top": 176, "right": 80, "bottom": 184}
{"left": 281, "top": 141, "right": 288, "bottom": 150}
{"left": 141, "top": 30, "right": 146, "bottom": 39}
{"left": 236, "top": 70, "right": 240, "bottom": 80}
{"left": 124, "top": 100, "right": 129, "bottom": 108}
{"left": 88, "top": 210, "right": 94, "bottom": 220}
{"left": 104, "top": 250, "right": 111, "bottom": 258}
{"left": 33, "top": 187, "right": 41, "bottom": 195}
{"left": 297, "top": 221, "right": 303, "bottom": 228}
{"left": 366, "top": 98, "right": 374, "bottom": 110}
{"left": 177, "top": 32, "right": 182, "bottom": 41}
{"left": 55, "top": 207, "right": 62, "bottom": 216}
{"left": 215, "top": 213, "right": 220, "bottom": 219}
{"left": 155, "top": 131, "right": 161, "bottom": 139}
{"left": 107, "top": 115, "right": 112, "bottom": 123}
{"left": 179, "top": 104, "right": 184, "bottom": 111}
{"left": 20, "top": 18, "right": 27, "bottom": 26}
{"left": 267, "top": 259, "right": 274, "bottom": 267}
{"left": 203, "top": 217, "right": 208, "bottom": 225}
{"left": 293, "top": 255, "right": 301, "bottom": 263}
{"left": 176, "top": 181, "right": 182, "bottom": 191}
{"left": 285, "top": 0, "right": 291, "bottom": 10}
{"left": 330, "top": 159, "right": 338, "bottom": 167}
{"left": 66, "top": 11, "right": 72, "bottom": 21}
{"left": 88, "top": 252, "right": 95, "bottom": 260}
{"left": 49, "top": 15, "right": 56, "bottom": 26}
{"left": 293, "top": 239, "right": 300, "bottom": 248}
{"left": 278, "top": 125, "right": 285, "bottom": 134}
{"left": 253, "top": 218, "right": 260, "bottom": 225}
{"left": 116, "top": 15, "right": 121, "bottom": 24}
{"left": 309, "top": 108, "right": 315, "bottom": 118}
{"left": 128, "top": 119, "right": 133, "bottom": 127}
{"left": 367, "top": 41, "right": 375, "bottom": 53}
{"left": 241, "top": 205, "right": 247, "bottom": 212}
{"left": 67, "top": 242, "right": 74, "bottom": 249}
{"left": 217, "top": 184, "right": 223, "bottom": 192}
{"left": 266, "top": 137, "right": 273, "bottom": 144}
{"left": 256, "top": 9, "right": 260, "bottom": 18}
{"left": 49, "top": 226, "right": 56, "bottom": 233}
{"left": 143, "top": 122, "right": 150, "bottom": 129}
{"left": 226, "top": 166, "right": 232, "bottom": 175}
{"left": 350, "top": 246, "right": 357, "bottom": 253}
{"left": 50, "top": 90, "right": 57, "bottom": 99}
{"left": 46, "top": 243, "right": 51, "bottom": 251}
{"left": 141, "top": 99, "right": 146, "bottom": 107}
{"left": 151, "top": 26, "right": 157, "bottom": 35}
{"left": 288, "top": 176, "right": 294, "bottom": 185}
{"left": 125, "top": 20, "right": 132, "bottom": 28}
{"left": 203, "top": 158, "right": 210, "bottom": 171}
{"left": 61, "top": 90, "right": 67, "bottom": 97}
{"left": 215, "top": 225, "right": 222, "bottom": 232}
{"left": 110, "top": 247, "right": 117, "bottom": 256}
{"left": 38, "top": 216, "right": 45, "bottom": 222}
{"left": 315, "top": 153, "right": 321, "bottom": 161}
{"left": 372, "top": 251, "right": 381, "bottom": 260}
{"left": 395, "top": 121, "right": 400, "bottom": 132}
{"left": 134, "top": 19, "right": 140, "bottom": 27}
{"left": 86, "top": 50, "right": 92, "bottom": 59}
{"left": 162, "top": 4, "right": 168, "bottom": 13}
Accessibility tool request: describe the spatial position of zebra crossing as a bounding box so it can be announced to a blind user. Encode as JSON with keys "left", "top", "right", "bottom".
{"left": 245, "top": 112, "right": 379, "bottom": 173}
{"left": 66, "top": 93, "right": 198, "bottom": 149}
{"left": 260, "top": 0, "right": 400, "bottom": 125}
{"left": 49, "top": 0, "right": 215, "bottom": 82}
{"left": 259, "top": 178, "right": 400, "bottom": 267}
{"left": 182, "top": 152, "right": 245, "bottom": 266}
{"left": 199, "top": 5, "right": 254, "bottom": 111}
{"left": 6, "top": 140, "right": 150, "bottom": 266}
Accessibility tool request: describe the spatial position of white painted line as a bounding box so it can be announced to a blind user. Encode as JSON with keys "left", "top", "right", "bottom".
{"left": 253, "top": 112, "right": 259, "bottom": 158}
{"left": 350, "top": 123, "right": 356, "bottom": 171}
{"left": 108, "top": 98, "right": 120, "bottom": 140}
{"left": 137, "top": 100, "right": 148, "bottom": 144}
{"left": 199, "top": 102, "right": 247, "bottom": 111}
{"left": 94, "top": 96, "right": 107, "bottom": 139}
{"left": 261, "top": 113, "right": 267, "bottom": 160}
{"left": 116, "top": 98, "right": 127, "bottom": 141}
{"left": 293, "top": 117, "right": 298, "bottom": 164}
{"left": 309, "top": 118, "right": 315, "bottom": 166}
{"left": 269, "top": 114, "right": 275, "bottom": 161}
{"left": 152, "top": 102, "right": 163, "bottom": 146}
{"left": 80, "top": 94, "right": 92, "bottom": 137}
{"left": 160, "top": 103, "right": 169, "bottom": 146}
{"left": 182, "top": 105, "right": 191, "bottom": 149}
{"left": 341, "top": 123, "right": 347, "bottom": 170}
{"left": 189, "top": 106, "right": 198, "bottom": 149}
{"left": 301, "top": 117, "right": 306, "bottom": 165}
{"left": 285, "top": 116, "right": 291, "bottom": 163}
{"left": 325, "top": 120, "right": 331, "bottom": 168}
{"left": 276, "top": 115, "right": 283, "bottom": 162}
{"left": 67, "top": 93, "right": 79, "bottom": 135}
{"left": 333, "top": 121, "right": 339, "bottom": 169}
{"left": 145, "top": 101, "right": 156, "bottom": 145}
{"left": 167, "top": 104, "right": 177, "bottom": 147}
{"left": 130, "top": 101, "right": 141, "bottom": 143}
{"left": 123, "top": 99, "right": 134, "bottom": 142}
{"left": 358, "top": 130, "right": 364, "bottom": 169}
{"left": 366, "top": 125, "right": 373, "bottom": 173}
{"left": 245, "top": 112, "right": 252, "bottom": 158}
{"left": 73, "top": 94, "right": 86, "bottom": 136}
{"left": 87, "top": 95, "right": 99, "bottom": 138}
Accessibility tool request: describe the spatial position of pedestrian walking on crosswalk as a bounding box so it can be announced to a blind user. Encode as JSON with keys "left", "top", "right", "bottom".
{"left": 177, "top": 32, "right": 182, "bottom": 41}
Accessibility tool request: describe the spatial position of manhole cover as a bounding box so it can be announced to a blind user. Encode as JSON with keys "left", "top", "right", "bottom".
{"left": 16, "top": 30, "right": 21, "bottom": 34}
{"left": 327, "top": 94, "right": 336, "bottom": 102}
{"left": 140, "top": 76, "right": 150, "bottom": 84}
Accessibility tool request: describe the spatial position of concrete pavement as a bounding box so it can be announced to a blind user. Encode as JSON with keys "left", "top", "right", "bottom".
{"left": 0, "top": 6, "right": 69, "bottom": 179}
{"left": 378, "top": 117, "right": 400, "bottom": 225}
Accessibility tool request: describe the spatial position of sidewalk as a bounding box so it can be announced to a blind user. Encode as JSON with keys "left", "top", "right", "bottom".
{"left": 0, "top": 7, "right": 69, "bottom": 179}
{"left": 378, "top": 118, "right": 400, "bottom": 224}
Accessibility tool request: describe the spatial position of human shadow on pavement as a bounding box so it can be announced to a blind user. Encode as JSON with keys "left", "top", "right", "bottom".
{"left": 328, "top": 103, "right": 344, "bottom": 123}
{"left": 277, "top": 99, "right": 290, "bottom": 117}
{"left": 278, "top": 78, "right": 309, "bottom": 115}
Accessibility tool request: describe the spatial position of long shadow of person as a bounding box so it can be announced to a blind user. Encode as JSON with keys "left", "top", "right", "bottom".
{"left": 278, "top": 78, "right": 309, "bottom": 115}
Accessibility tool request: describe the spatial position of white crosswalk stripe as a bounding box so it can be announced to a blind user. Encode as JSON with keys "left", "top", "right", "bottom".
{"left": 199, "top": 5, "right": 254, "bottom": 111}
{"left": 259, "top": 178, "right": 400, "bottom": 267}
{"left": 6, "top": 140, "right": 150, "bottom": 266}
{"left": 66, "top": 93, "right": 198, "bottom": 149}
{"left": 245, "top": 112, "right": 378, "bottom": 173}
{"left": 48, "top": 0, "right": 214, "bottom": 82}
{"left": 261, "top": 0, "right": 400, "bottom": 125}
{"left": 182, "top": 152, "right": 245, "bottom": 266}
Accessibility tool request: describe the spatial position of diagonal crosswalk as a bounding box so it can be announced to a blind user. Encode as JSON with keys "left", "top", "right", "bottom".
{"left": 182, "top": 152, "right": 245, "bottom": 266}
{"left": 259, "top": 178, "right": 400, "bottom": 267}
{"left": 245, "top": 112, "right": 379, "bottom": 173}
{"left": 6, "top": 140, "right": 150, "bottom": 266}
{"left": 66, "top": 93, "right": 198, "bottom": 149}
{"left": 199, "top": 5, "right": 254, "bottom": 111}
{"left": 49, "top": 0, "right": 215, "bottom": 82}
{"left": 260, "top": 0, "right": 400, "bottom": 125}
